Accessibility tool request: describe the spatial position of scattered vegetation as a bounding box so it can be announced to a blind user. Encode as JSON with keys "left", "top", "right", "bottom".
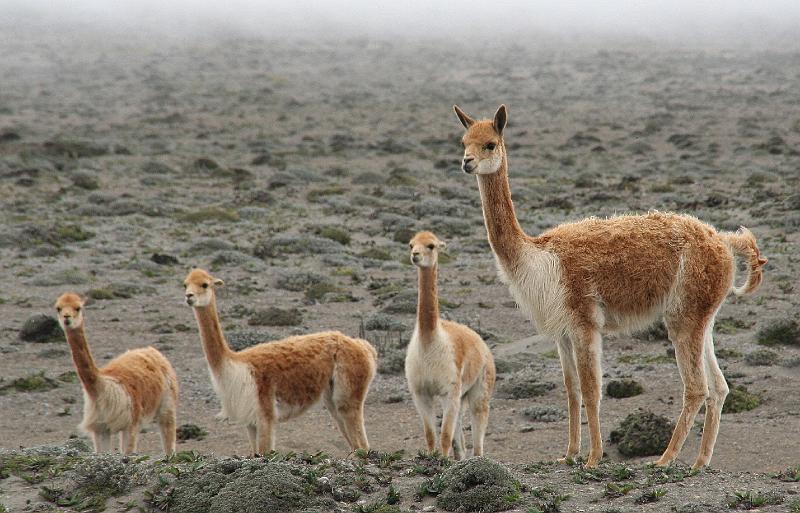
{"left": 0, "top": 371, "right": 60, "bottom": 394}
{"left": 248, "top": 307, "right": 303, "bottom": 326}
{"left": 178, "top": 207, "right": 240, "bottom": 223}
{"left": 757, "top": 318, "right": 800, "bottom": 347}
{"left": 609, "top": 411, "right": 673, "bottom": 457}
{"left": 727, "top": 490, "right": 784, "bottom": 509}
{"left": 723, "top": 385, "right": 761, "bottom": 414}
{"left": 521, "top": 405, "right": 565, "bottom": 422}
{"left": 496, "top": 369, "right": 556, "bottom": 399}
{"left": 176, "top": 424, "right": 208, "bottom": 442}
{"left": 19, "top": 314, "right": 61, "bottom": 343}
{"left": 435, "top": 457, "right": 522, "bottom": 513}
{"left": 744, "top": 348, "right": 779, "bottom": 366}
{"left": 605, "top": 379, "right": 644, "bottom": 399}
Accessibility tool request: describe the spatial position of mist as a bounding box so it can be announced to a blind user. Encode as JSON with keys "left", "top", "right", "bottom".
{"left": 3, "top": 0, "right": 800, "bottom": 47}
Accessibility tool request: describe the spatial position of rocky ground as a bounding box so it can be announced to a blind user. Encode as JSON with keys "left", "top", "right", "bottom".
{"left": 0, "top": 23, "right": 798, "bottom": 513}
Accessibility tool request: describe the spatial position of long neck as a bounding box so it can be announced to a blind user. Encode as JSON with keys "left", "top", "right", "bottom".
{"left": 416, "top": 264, "right": 440, "bottom": 337}
{"left": 192, "top": 297, "right": 233, "bottom": 374}
{"left": 64, "top": 327, "right": 101, "bottom": 399}
{"left": 476, "top": 149, "right": 527, "bottom": 269}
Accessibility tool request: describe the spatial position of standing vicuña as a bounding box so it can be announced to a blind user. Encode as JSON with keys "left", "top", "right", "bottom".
{"left": 183, "top": 268, "right": 377, "bottom": 455}
{"left": 55, "top": 293, "right": 178, "bottom": 455}
{"left": 453, "top": 104, "right": 767, "bottom": 469}
{"left": 405, "top": 231, "right": 496, "bottom": 459}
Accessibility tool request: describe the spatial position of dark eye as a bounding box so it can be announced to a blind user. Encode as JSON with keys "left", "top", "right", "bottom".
{"left": 56, "top": 307, "right": 62, "bottom": 313}
{"left": 202, "top": 283, "right": 209, "bottom": 289}
{"left": 75, "top": 307, "right": 81, "bottom": 312}
{"left": 485, "top": 143, "right": 496, "bottom": 151}
{"left": 427, "top": 244, "right": 435, "bottom": 250}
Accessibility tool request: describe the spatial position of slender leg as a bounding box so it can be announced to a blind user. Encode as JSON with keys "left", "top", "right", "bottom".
{"left": 339, "top": 406, "right": 370, "bottom": 451}
{"left": 256, "top": 416, "right": 275, "bottom": 455}
{"left": 246, "top": 425, "right": 258, "bottom": 456}
{"left": 323, "top": 391, "right": 354, "bottom": 449}
{"left": 440, "top": 386, "right": 463, "bottom": 456}
{"left": 158, "top": 409, "right": 177, "bottom": 456}
{"left": 121, "top": 425, "right": 139, "bottom": 454}
{"left": 452, "top": 403, "right": 465, "bottom": 460}
{"left": 469, "top": 389, "right": 490, "bottom": 457}
{"left": 573, "top": 330, "right": 604, "bottom": 467}
{"left": 655, "top": 326, "right": 708, "bottom": 466}
{"left": 693, "top": 324, "right": 728, "bottom": 469}
{"left": 411, "top": 392, "right": 437, "bottom": 452}
{"left": 556, "top": 336, "right": 581, "bottom": 463}
{"left": 95, "top": 429, "right": 112, "bottom": 453}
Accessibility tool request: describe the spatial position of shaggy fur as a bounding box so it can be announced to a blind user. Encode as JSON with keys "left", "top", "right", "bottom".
{"left": 55, "top": 293, "right": 178, "bottom": 455}
{"left": 405, "top": 232, "right": 496, "bottom": 459}
{"left": 453, "top": 104, "right": 767, "bottom": 469}
{"left": 183, "top": 268, "right": 377, "bottom": 455}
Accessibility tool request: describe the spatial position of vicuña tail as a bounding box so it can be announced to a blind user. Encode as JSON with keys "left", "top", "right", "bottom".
{"left": 721, "top": 227, "right": 768, "bottom": 296}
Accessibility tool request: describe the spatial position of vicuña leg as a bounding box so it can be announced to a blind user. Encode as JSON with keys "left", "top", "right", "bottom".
{"left": 557, "top": 336, "right": 581, "bottom": 463}
{"left": 412, "top": 392, "right": 437, "bottom": 452}
{"left": 92, "top": 429, "right": 112, "bottom": 453}
{"left": 323, "top": 391, "right": 354, "bottom": 449}
{"left": 121, "top": 424, "right": 140, "bottom": 454}
{"left": 440, "top": 387, "right": 463, "bottom": 456}
{"left": 656, "top": 323, "right": 708, "bottom": 466}
{"left": 246, "top": 424, "right": 258, "bottom": 456}
{"left": 158, "top": 409, "right": 177, "bottom": 455}
{"left": 452, "top": 406, "right": 465, "bottom": 460}
{"left": 256, "top": 416, "right": 275, "bottom": 455}
{"left": 573, "top": 329, "right": 603, "bottom": 467}
{"left": 694, "top": 323, "right": 728, "bottom": 469}
{"left": 468, "top": 387, "right": 490, "bottom": 457}
{"left": 340, "top": 405, "right": 370, "bottom": 451}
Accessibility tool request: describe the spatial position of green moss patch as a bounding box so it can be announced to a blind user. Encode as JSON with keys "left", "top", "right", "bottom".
{"left": 757, "top": 318, "right": 800, "bottom": 347}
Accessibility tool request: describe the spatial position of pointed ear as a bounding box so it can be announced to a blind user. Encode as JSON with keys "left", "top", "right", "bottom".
{"left": 453, "top": 105, "right": 476, "bottom": 129}
{"left": 213, "top": 278, "right": 225, "bottom": 287}
{"left": 437, "top": 240, "right": 447, "bottom": 250}
{"left": 493, "top": 104, "right": 507, "bottom": 136}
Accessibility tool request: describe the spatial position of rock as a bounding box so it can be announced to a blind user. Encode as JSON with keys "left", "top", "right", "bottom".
{"left": 19, "top": 314, "right": 62, "bottom": 343}
{"left": 151, "top": 253, "right": 179, "bottom": 265}
{"left": 176, "top": 423, "right": 207, "bottom": 441}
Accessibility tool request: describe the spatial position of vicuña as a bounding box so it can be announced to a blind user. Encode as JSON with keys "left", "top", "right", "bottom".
{"left": 453, "top": 104, "right": 767, "bottom": 468}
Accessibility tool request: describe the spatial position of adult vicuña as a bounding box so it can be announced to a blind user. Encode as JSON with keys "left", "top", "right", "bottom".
{"left": 183, "top": 268, "right": 377, "bottom": 455}
{"left": 55, "top": 292, "right": 178, "bottom": 455}
{"left": 452, "top": 104, "right": 767, "bottom": 469}
{"left": 405, "top": 231, "right": 496, "bottom": 459}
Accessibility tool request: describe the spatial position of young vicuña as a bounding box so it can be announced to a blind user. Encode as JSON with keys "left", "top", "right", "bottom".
{"left": 55, "top": 292, "right": 178, "bottom": 455}
{"left": 183, "top": 268, "right": 377, "bottom": 455}
{"left": 453, "top": 104, "right": 767, "bottom": 468}
{"left": 405, "top": 231, "right": 496, "bottom": 459}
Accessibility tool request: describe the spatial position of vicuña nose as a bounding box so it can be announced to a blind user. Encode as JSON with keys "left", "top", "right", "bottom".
{"left": 463, "top": 156, "right": 475, "bottom": 165}
{"left": 185, "top": 293, "right": 194, "bottom": 299}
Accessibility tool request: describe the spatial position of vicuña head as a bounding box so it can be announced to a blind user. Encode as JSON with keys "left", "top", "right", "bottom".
{"left": 184, "top": 268, "right": 224, "bottom": 308}
{"left": 454, "top": 104, "right": 507, "bottom": 175}
{"left": 409, "top": 231, "right": 446, "bottom": 268}
{"left": 55, "top": 292, "right": 86, "bottom": 331}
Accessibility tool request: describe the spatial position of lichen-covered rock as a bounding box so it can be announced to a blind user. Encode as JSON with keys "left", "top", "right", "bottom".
{"left": 436, "top": 457, "right": 522, "bottom": 513}
{"left": 496, "top": 369, "right": 556, "bottom": 399}
{"left": 609, "top": 411, "right": 673, "bottom": 457}
{"left": 152, "top": 459, "right": 331, "bottom": 513}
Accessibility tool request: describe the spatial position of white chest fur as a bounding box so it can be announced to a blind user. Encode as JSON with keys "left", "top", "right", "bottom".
{"left": 209, "top": 359, "right": 260, "bottom": 426}
{"left": 405, "top": 325, "right": 458, "bottom": 398}
{"left": 496, "top": 247, "right": 571, "bottom": 340}
{"left": 80, "top": 378, "right": 132, "bottom": 434}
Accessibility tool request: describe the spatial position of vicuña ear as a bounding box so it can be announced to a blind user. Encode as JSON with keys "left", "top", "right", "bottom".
{"left": 438, "top": 240, "right": 447, "bottom": 250}
{"left": 213, "top": 278, "right": 225, "bottom": 287}
{"left": 453, "top": 105, "right": 476, "bottom": 128}
{"left": 493, "top": 104, "right": 507, "bottom": 136}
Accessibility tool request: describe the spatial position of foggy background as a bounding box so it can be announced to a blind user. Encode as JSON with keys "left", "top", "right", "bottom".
{"left": 2, "top": 0, "right": 800, "bottom": 47}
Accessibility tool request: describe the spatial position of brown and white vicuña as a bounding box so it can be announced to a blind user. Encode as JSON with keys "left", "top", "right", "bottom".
{"left": 183, "top": 268, "right": 377, "bottom": 455}
{"left": 453, "top": 104, "right": 767, "bottom": 469}
{"left": 405, "top": 231, "right": 496, "bottom": 459}
{"left": 55, "top": 293, "right": 179, "bottom": 455}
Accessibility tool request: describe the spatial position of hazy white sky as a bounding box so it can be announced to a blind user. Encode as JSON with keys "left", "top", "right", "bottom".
{"left": 3, "top": 0, "right": 800, "bottom": 43}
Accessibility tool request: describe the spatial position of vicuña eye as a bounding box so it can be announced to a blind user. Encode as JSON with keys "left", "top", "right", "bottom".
{"left": 75, "top": 307, "right": 81, "bottom": 312}
{"left": 56, "top": 307, "right": 62, "bottom": 313}
{"left": 427, "top": 244, "right": 435, "bottom": 250}
{"left": 202, "top": 283, "right": 209, "bottom": 289}
{"left": 485, "top": 143, "right": 496, "bottom": 151}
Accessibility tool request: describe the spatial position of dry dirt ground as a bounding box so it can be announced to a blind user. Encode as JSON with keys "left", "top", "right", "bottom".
{"left": 0, "top": 25, "right": 798, "bottom": 513}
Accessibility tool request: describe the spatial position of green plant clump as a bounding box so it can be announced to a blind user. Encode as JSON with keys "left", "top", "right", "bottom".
{"left": 609, "top": 411, "right": 673, "bottom": 458}
{"left": 757, "top": 318, "right": 800, "bottom": 347}
{"left": 435, "top": 457, "right": 522, "bottom": 513}
{"left": 605, "top": 379, "right": 644, "bottom": 399}
{"left": 722, "top": 385, "right": 761, "bottom": 414}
